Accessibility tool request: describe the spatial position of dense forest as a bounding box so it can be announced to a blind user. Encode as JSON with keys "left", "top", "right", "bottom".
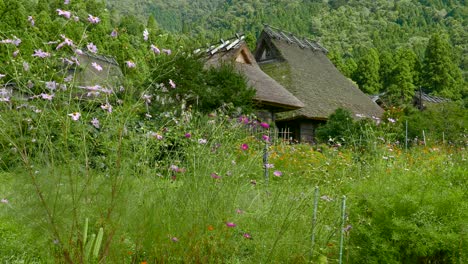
{"left": 1, "top": 0, "right": 467, "bottom": 105}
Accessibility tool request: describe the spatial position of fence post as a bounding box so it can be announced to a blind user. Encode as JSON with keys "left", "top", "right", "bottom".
{"left": 339, "top": 196, "right": 347, "bottom": 264}
{"left": 263, "top": 142, "right": 269, "bottom": 186}
{"left": 423, "top": 130, "right": 426, "bottom": 146}
{"left": 310, "top": 186, "right": 319, "bottom": 261}
{"left": 405, "top": 120, "right": 408, "bottom": 150}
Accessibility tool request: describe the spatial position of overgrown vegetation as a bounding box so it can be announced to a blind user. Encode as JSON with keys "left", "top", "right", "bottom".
{"left": 1, "top": 1, "right": 467, "bottom": 263}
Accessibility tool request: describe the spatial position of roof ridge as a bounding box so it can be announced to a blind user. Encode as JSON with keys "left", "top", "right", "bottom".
{"left": 194, "top": 33, "right": 246, "bottom": 55}
{"left": 263, "top": 24, "right": 328, "bottom": 54}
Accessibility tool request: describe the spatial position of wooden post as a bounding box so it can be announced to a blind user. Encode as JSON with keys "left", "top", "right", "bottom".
{"left": 423, "top": 130, "right": 426, "bottom": 146}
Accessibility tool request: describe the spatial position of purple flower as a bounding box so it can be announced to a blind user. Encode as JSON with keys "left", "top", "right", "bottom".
{"left": 162, "top": 49, "right": 172, "bottom": 55}
{"left": 87, "top": 14, "right": 100, "bottom": 24}
{"left": 238, "top": 116, "right": 249, "bottom": 124}
{"left": 68, "top": 112, "right": 81, "bottom": 121}
{"left": 28, "top": 16, "right": 35, "bottom": 26}
{"left": 226, "top": 222, "right": 236, "bottom": 228}
{"left": 87, "top": 43, "right": 98, "bottom": 53}
{"left": 46, "top": 81, "right": 57, "bottom": 91}
{"left": 110, "top": 29, "right": 118, "bottom": 38}
{"left": 91, "top": 62, "right": 103, "bottom": 71}
{"left": 101, "top": 103, "right": 112, "bottom": 113}
{"left": 262, "top": 135, "right": 270, "bottom": 142}
{"left": 171, "top": 237, "right": 179, "bottom": 242}
{"left": 273, "top": 170, "right": 282, "bottom": 177}
{"left": 211, "top": 173, "right": 220, "bottom": 179}
{"left": 56, "top": 35, "right": 74, "bottom": 50}
{"left": 32, "top": 49, "right": 50, "bottom": 58}
{"left": 75, "top": 49, "right": 83, "bottom": 55}
{"left": 143, "top": 29, "right": 149, "bottom": 41}
{"left": 241, "top": 143, "right": 248, "bottom": 151}
{"left": 260, "top": 122, "right": 270, "bottom": 129}
{"left": 13, "top": 50, "right": 19, "bottom": 57}
{"left": 150, "top": 44, "right": 160, "bottom": 54}
{"left": 169, "top": 79, "right": 176, "bottom": 89}
{"left": 264, "top": 163, "right": 274, "bottom": 169}
{"left": 184, "top": 133, "right": 191, "bottom": 138}
{"left": 40, "top": 93, "right": 54, "bottom": 101}
{"left": 243, "top": 233, "right": 252, "bottom": 239}
{"left": 151, "top": 132, "right": 163, "bottom": 140}
{"left": 56, "top": 9, "right": 71, "bottom": 19}
{"left": 170, "top": 165, "right": 179, "bottom": 171}
{"left": 64, "top": 0, "right": 70, "bottom": 4}
{"left": 91, "top": 117, "right": 100, "bottom": 128}
{"left": 125, "top": 61, "right": 136, "bottom": 68}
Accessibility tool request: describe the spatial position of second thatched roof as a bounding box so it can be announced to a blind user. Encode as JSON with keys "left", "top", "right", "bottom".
{"left": 255, "top": 25, "right": 384, "bottom": 120}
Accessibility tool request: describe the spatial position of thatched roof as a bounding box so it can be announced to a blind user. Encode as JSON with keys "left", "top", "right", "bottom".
{"left": 255, "top": 25, "right": 384, "bottom": 120}
{"left": 200, "top": 35, "right": 304, "bottom": 112}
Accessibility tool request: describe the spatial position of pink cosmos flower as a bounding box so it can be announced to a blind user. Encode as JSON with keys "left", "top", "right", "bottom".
{"left": 241, "top": 144, "right": 248, "bottom": 151}
{"left": 64, "top": 0, "right": 70, "bottom": 4}
{"left": 110, "top": 29, "right": 118, "bottom": 38}
{"left": 226, "top": 222, "right": 236, "bottom": 228}
{"left": 169, "top": 79, "right": 176, "bottom": 89}
{"left": 143, "top": 29, "right": 149, "bottom": 41}
{"left": 46, "top": 81, "right": 57, "bottom": 91}
{"left": 87, "top": 14, "right": 100, "bottom": 24}
{"left": 56, "top": 9, "right": 71, "bottom": 19}
{"left": 0, "top": 97, "right": 10, "bottom": 102}
{"left": 162, "top": 49, "right": 172, "bottom": 55}
{"left": 243, "top": 233, "right": 252, "bottom": 239}
{"left": 238, "top": 116, "right": 249, "bottom": 124}
{"left": 125, "top": 61, "right": 136, "bottom": 68}
{"left": 150, "top": 44, "right": 160, "bottom": 54}
{"left": 198, "top": 138, "right": 207, "bottom": 144}
{"left": 151, "top": 132, "right": 163, "bottom": 140}
{"left": 73, "top": 16, "right": 79, "bottom": 22}
{"left": 87, "top": 43, "right": 98, "bottom": 53}
{"left": 32, "top": 49, "right": 50, "bottom": 58}
{"left": 90, "top": 117, "right": 100, "bottom": 128}
{"left": 40, "top": 93, "right": 54, "bottom": 101}
{"left": 171, "top": 237, "right": 179, "bottom": 242}
{"left": 101, "top": 103, "right": 112, "bottom": 113}
{"left": 91, "top": 62, "right": 103, "bottom": 71}
{"left": 264, "top": 163, "right": 274, "bottom": 169}
{"left": 260, "top": 122, "right": 270, "bottom": 129}
{"left": 28, "top": 16, "right": 35, "bottom": 26}
{"left": 262, "top": 135, "right": 270, "bottom": 142}
{"left": 75, "top": 49, "right": 83, "bottom": 55}
{"left": 68, "top": 112, "right": 81, "bottom": 121}
{"left": 273, "top": 170, "right": 282, "bottom": 177}
{"left": 56, "top": 35, "right": 74, "bottom": 50}
{"left": 236, "top": 209, "right": 244, "bottom": 214}
{"left": 184, "top": 133, "right": 191, "bottom": 138}
{"left": 1, "top": 198, "right": 8, "bottom": 204}
{"left": 211, "top": 173, "right": 220, "bottom": 179}
{"left": 13, "top": 50, "right": 19, "bottom": 57}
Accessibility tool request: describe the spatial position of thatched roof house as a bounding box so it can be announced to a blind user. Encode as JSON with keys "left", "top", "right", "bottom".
{"left": 200, "top": 34, "right": 304, "bottom": 121}
{"left": 371, "top": 90, "right": 451, "bottom": 110}
{"left": 254, "top": 25, "right": 384, "bottom": 142}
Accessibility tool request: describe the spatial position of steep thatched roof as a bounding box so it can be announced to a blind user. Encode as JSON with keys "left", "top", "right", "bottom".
{"left": 255, "top": 25, "right": 384, "bottom": 120}
{"left": 200, "top": 35, "right": 304, "bottom": 112}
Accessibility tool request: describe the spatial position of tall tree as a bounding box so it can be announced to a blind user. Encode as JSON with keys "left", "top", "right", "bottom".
{"left": 354, "top": 48, "right": 381, "bottom": 94}
{"left": 422, "top": 33, "right": 464, "bottom": 99}
{"left": 387, "top": 48, "right": 418, "bottom": 105}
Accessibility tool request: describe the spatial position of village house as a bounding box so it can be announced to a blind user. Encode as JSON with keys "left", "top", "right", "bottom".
{"left": 254, "top": 25, "right": 384, "bottom": 143}
{"left": 200, "top": 34, "right": 304, "bottom": 123}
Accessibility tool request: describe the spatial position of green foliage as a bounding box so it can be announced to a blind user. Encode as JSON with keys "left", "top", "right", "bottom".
{"left": 315, "top": 108, "right": 354, "bottom": 144}
{"left": 404, "top": 102, "right": 468, "bottom": 145}
{"left": 354, "top": 48, "right": 382, "bottom": 94}
{"left": 387, "top": 48, "right": 418, "bottom": 105}
{"left": 422, "top": 33, "right": 465, "bottom": 99}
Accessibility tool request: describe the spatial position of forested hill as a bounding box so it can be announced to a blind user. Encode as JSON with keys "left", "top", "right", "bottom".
{"left": 105, "top": 0, "right": 467, "bottom": 101}
{"left": 1, "top": 0, "right": 466, "bottom": 104}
